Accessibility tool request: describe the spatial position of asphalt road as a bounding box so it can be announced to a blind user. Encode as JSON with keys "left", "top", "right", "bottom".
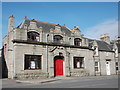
{"left": 2, "top": 75, "right": 118, "bottom": 88}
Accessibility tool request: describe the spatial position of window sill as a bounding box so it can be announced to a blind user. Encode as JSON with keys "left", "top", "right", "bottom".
{"left": 24, "top": 69, "right": 41, "bottom": 70}
{"left": 74, "top": 68, "right": 84, "bottom": 69}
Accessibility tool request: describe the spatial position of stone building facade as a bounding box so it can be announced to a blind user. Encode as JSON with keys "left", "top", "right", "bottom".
{"left": 0, "top": 49, "right": 2, "bottom": 78}
{"left": 2, "top": 15, "right": 119, "bottom": 79}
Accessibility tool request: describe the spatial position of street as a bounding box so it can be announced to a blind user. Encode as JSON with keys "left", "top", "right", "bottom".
{"left": 2, "top": 75, "right": 118, "bottom": 88}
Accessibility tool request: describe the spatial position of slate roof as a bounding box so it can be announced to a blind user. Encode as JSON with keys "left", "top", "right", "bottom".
{"left": 17, "top": 19, "right": 71, "bottom": 36}
{"left": 88, "top": 39, "right": 113, "bottom": 52}
{"left": 17, "top": 18, "right": 114, "bottom": 52}
{"left": 87, "top": 39, "right": 94, "bottom": 49}
{"left": 96, "top": 40, "right": 113, "bottom": 52}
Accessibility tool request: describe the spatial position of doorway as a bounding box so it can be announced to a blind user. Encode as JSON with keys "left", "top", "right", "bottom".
{"left": 106, "top": 60, "right": 111, "bottom": 75}
{"left": 54, "top": 56, "right": 64, "bottom": 76}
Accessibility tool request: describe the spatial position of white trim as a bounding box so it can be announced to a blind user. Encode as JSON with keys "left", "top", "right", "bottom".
{"left": 63, "top": 60, "right": 65, "bottom": 76}
{"left": 95, "top": 61, "right": 100, "bottom": 72}
{"left": 106, "top": 61, "right": 111, "bottom": 75}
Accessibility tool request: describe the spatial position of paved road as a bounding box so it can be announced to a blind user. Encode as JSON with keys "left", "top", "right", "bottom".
{"left": 2, "top": 75, "right": 118, "bottom": 88}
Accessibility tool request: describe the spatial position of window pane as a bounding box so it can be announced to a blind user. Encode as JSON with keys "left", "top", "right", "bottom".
{"left": 27, "top": 32, "right": 40, "bottom": 41}
{"left": 25, "top": 56, "right": 29, "bottom": 69}
{"left": 74, "top": 57, "right": 84, "bottom": 69}
{"left": 95, "top": 62, "right": 98, "bottom": 66}
{"left": 36, "top": 60, "right": 41, "bottom": 69}
{"left": 80, "top": 61, "right": 84, "bottom": 68}
{"left": 74, "top": 38, "right": 81, "bottom": 46}
{"left": 116, "top": 62, "right": 118, "bottom": 66}
{"left": 54, "top": 35, "right": 63, "bottom": 42}
{"left": 116, "top": 67, "right": 118, "bottom": 70}
{"left": 25, "top": 55, "right": 41, "bottom": 70}
{"left": 95, "top": 67, "right": 98, "bottom": 71}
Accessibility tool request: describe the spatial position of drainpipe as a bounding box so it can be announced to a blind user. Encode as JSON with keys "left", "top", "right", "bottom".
{"left": 13, "top": 43, "right": 15, "bottom": 79}
{"left": 68, "top": 38, "right": 71, "bottom": 76}
{"left": 12, "top": 30, "right": 15, "bottom": 79}
{"left": 93, "top": 55, "right": 96, "bottom": 76}
{"left": 68, "top": 51, "right": 71, "bottom": 77}
{"left": 98, "top": 51, "right": 102, "bottom": 76}
{"left": 46, "top": 34, "right": 49, "bottom": 77}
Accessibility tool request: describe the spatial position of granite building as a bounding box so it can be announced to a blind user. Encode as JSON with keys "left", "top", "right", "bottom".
{"left": 2, "top": 15, "right": 119, "bottom": 79}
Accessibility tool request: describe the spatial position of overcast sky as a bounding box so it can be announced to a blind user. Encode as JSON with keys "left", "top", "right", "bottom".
{"left": 1, "top": 2, "right": 118, "bottom": 48}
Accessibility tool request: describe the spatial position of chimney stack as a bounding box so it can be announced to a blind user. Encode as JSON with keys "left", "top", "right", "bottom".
{"left": 8, "top": 15, "right": 14, "bottom": 32}
{"left": 100, "top": 33, "right": 110, "bottom": 44}
{"left": 24, "top": 16, "right": 27, "bottom": 19}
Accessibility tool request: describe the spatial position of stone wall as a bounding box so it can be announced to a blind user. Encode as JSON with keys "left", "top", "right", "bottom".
{"left": 69, "top": 48, "right": 94, "bottom": 76}
{"left": 70, "top": 69, "right": 89, "bottom": 77}
{"left": 15, "top": 70, "right": 48, "bottom": 80}
{"left": 0, "top": 49, "right": 2, "bottom": 78}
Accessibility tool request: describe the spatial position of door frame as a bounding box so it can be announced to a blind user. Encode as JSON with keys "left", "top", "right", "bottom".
{"left": 106, "top": 60, "right": 111, "bottom": 75}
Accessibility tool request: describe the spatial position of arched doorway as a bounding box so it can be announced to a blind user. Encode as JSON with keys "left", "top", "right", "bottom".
{"left": 54, "top": 55, "right": 64, "bottom": 76}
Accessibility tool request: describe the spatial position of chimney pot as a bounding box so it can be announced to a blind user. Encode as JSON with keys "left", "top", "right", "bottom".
{"left": 64, "top": 24, "right": 66, "bottom": 26}
{"left": 24, "top": 16, "right": 27, "bottom": 19}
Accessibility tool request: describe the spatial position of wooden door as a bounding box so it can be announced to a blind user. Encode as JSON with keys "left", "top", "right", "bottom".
{"left": 54, "top": 59, "right": 63, "bottom": 76}
{"left": 106, "top": 61, "right": 111, "bottom": 75}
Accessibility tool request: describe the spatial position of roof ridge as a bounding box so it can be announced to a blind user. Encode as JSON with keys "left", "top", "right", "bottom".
{"left": 24, "top": 18, "right": 66, "bottom": 27}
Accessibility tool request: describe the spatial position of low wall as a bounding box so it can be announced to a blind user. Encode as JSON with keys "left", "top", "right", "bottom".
{"left": 70, "top": 69, "right": 89, "bottom": 77}
{"left": 15, "top": 70, "right": 48, "bottom": 80}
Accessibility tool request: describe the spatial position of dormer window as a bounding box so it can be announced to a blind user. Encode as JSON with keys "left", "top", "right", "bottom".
{"left": 115, "top": 49, "right": 118, "bottom": 57}
{"left": 54, "top": 35, "right": 63, "bottom": 42}
{"left": 74, "top": 38, "right": 82, "bottom": 46}
{"left": 55, "top": 26, "right": 61, "bottom": 29}
{"left": 94, "top": 46, "right": 98, "bottom": 56}
{"left": 27, "top": 31, "right": 40, "bottom": 41}
{"left": 55, "top": 24, "right": 61, "bottom": 30}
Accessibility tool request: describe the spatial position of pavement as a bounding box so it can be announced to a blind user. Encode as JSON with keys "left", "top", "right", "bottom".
{"left": 3, "top": 75, "right": 118, "bottom": 84}
{"left": 13, "top": 76, "right": 73, "bottom": 84}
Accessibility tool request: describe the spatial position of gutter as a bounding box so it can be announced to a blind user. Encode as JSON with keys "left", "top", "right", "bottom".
{"left": 98, "top": 49, "right": 114, "bottom": 52}
{"left": 12, "top": 39, "right": 90, "bottom": 50}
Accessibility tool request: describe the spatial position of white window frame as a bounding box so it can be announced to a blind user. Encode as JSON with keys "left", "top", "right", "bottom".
{"left": 95, "top": 61, "right": 100, "bottom": 72}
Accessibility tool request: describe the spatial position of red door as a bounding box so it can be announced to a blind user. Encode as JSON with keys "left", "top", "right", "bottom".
{"left": 54, "top": 59, "right": 63, "bottom": 76}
